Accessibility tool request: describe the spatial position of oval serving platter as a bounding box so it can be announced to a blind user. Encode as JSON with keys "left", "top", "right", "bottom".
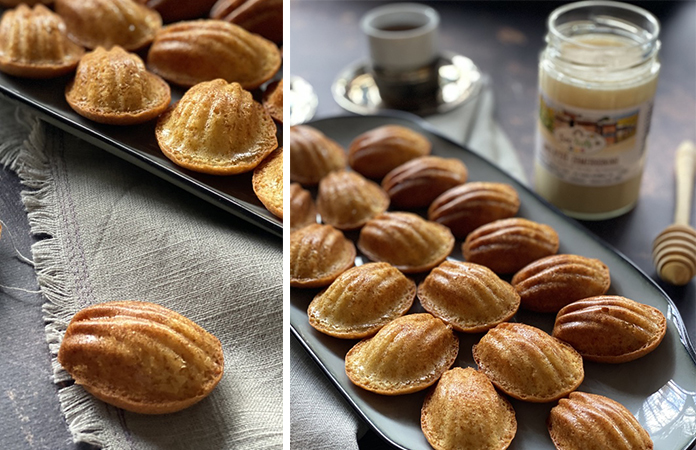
{"left": 290, "top": 113, "right": 696, "bottom": 450}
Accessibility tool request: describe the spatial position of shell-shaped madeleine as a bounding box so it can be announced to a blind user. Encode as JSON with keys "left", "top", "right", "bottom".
{"left": 290, "top": 224, "right": 356, "bottom": 288}
{"left": 57, "top": 301, "right": 224, "bottom": 415}
{"left": 382, "top": 156, "right": 468, "bottom": 209}
{"left": 263, "top": 78, "right": 283, "bottom": 123}
{"left": 317, "top": 170, "right": 390, "bottom": 230}
{"left": 463, "top": 218, "right": 560, "bottom": 274}
{"left": 512, "top": 254, "right": 610, "bottom": 313}
{"left": 65, "top": 46, "right": 171, "bottom": 125}
{"left": 308, "top": 262, "right": 416, "bottom": 339}
{"left": 348, "top": 125, "right": 432, "bottom": 179}
{"left": 290, "top": 183, "right": 317, "bottom": 232}
{"left": 548, "top": 392, "right": 653, "bottom": 450}
{"left": 147, "top": 20, "right": 281, "bottom": 89}
{"left": 358, "top": 212, "right": 455, "bottom": 274}
{"left": 418, "top": 261, "right": 520, "bottom": 333}
{"left": 0, "top": 4, "right": 84, "bottom": 79}
{"left": 56, "top": 0, "right": 162, "bottom": 51}
{"left": 210, "top": 0, "right": 283, "bottom": 43}
{"left": 252, "top": 147, "right": 282, "bottom": 219}
{"left": 473, "top": 322, "right": 584, "bottom": 402}
{"left": 345, "top": 313, "right": 459, "bottom": 395}
{"left": 290, "top": 125, "right": 347, "bottom": 186}
{"left": 552, "top": 296, "right": 667, "bottom": 363}
{"left": 421, "top": 368, "right": 517, "bottom": 450}
{"left": 156, "top": 79, "right": 277, "bottom": 175}
{"left": 428, "top": 182, "right": 520, "bottom": 239}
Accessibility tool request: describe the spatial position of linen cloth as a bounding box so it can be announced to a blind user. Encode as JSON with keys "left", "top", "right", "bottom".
{"left": 290, "top": 82, "right": 528, "bottom": 449}
{"left": 0, "top": 97, "right": 283, "bottom": 450}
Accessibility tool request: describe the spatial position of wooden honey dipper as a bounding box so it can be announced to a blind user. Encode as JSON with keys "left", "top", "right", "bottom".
{"left": 652, "top": 140, "right": 696, "bottom": 285}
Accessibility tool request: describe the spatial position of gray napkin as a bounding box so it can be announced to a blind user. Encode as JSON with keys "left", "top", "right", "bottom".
{"left": 290, "top": 82, "right": 528, "bottom": 449}
{"left": 0, "top": 99, "right": 282, "bottom": 450}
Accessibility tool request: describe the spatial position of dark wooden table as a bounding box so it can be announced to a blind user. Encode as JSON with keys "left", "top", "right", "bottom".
{"left": 291, "top": 1, "right": 696, "bottom": 448}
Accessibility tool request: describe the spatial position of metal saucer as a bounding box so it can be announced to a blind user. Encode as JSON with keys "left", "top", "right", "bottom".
{"left": 289, "top": 75, "right": 319, "bottom": 125}
{"left": 332, "top": 51, "right": 483, "bottom": 117}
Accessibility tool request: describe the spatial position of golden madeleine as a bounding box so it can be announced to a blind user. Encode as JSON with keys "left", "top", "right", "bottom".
{"left": 428, "top": 182, "right": 520, "bottom": 239}
{"left": 210, "top": 0, "right": 283, "bottom": 43}
{"left": 463, "top": 218, "right": 559, "bottom": 274}
{"left": 156, "top": 79, "right": 277, "bottom": 175}
{"left": 548, "top": 392, "right": 653, "bottom": 450}
{"left": 473, "top": 323, "right": 584, "bottom": 402}
{"left": 345, "top": 313, "right": 458, "bottom": 395}
{"left": 348, "top": 125, "right": 431, "bottom": 179}
{"left": 421, "top": 368, "right": 517, "bottom": 450}
{"left": 147, "top": 20, "right": 281, "bottom": 90}
{"left": 317, "top": 170, "right": 389, "bottom": 230}
{"left": 0, "top": 4, "right": 84, "bottom": 79}
{"left": 58, "top": 301, "right": 223, "bottom": 415}
{"left": 290, "top": 183, "right": 317, "bottom": 232}
{"left": 263, "top": 78, "right": 283, "bottom": 123}
{"left": 418, "top": 261, "right": 520, "bottom": 333}
{"left": 290, "top": 125, "right": 347, "bottom": 186}
{"left": 290, "top": 224, "right": 355, "bottom": 288}
{"left": 358, "top": 212, "right": 455, "bottom": 274}
{"left": 553, "top": 296, "right": 667, "bottom": 363}
{"left": 308, "top": 262, "right": 416, "bottom": 339}
{"left": 56, "top": 0, "right": 161, "bottom": 51}
{"left": 512, "top": 254, "right": 611, "bottom": 313}
{"left": 252, "top": 147, "right": 282, "bottom": 219}
{"left": 382, "top": 156, "right": 468, "bottom": 209}
{"left": 65, "top": 46, "right": 171, "bottom": 125}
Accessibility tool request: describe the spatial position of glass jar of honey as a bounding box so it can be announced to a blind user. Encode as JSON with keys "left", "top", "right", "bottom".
{"left": 534, "top": 1, "right": 661, "bottom": 219}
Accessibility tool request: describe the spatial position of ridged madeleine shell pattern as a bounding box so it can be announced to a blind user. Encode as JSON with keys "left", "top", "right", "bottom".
{"left": 156, "top": 79, "right": 277, "bottom": 175}
{"left": 317, "top": 170, "right": 390, "bottom": 230}
{"left": 382, "top": 156, "right": 469, "bottom": 209}
{"left": 308, "top": 262, "right": 416, "bottom": 339}
{"left": 0, "top": 4, "right": 84, "bottom": 78}
{"left": 358, "top": 212, "right": 455, "bottom": 274}
{"left": 57, "top": 301, "right": 224, "bottom": 414}
{"left": 463, "top": 218, "right": 560, "bottom": 274}
{"left": 473, "top": 322, "right": 584, "bottom": 402}
{"left": 418, "top": 261, "right": 520, "bottom": 333}
{"left": 345, "top": 313, "right": 459, "bottom": 395}
{"left": 252, "top": 147, "right": 282, "bottom": 219}
{"left": 290, "top": 224, "right": 356, "bottom": 288}
{"left": 348, "top": 125, "right": 432, "bottom": 179}
{"left": 56, "top": 0, "right": 162, "bottom": 51}
{"left": 421, "top": 368, "right": 517, "bottom": 450}
{"left": 428, "top": 182, "right": 520, "bottom": 239}
{"left": 552, "top": 296, "right": 667, "bottom": 363}
{"left": 66, "top": 46, "right": 171, "bottom": 125}
{"left": 548, "top": 392, "right": 653, "bottom": 450}
{"left": 147, "top": 20, "right": 281, "bottom": 89}
{"left": 290, "top": 183, "right": 317, "bottom": 231}
{"left": 290, "top": 125, "right": 347, "bottom": 186}
{"left": 210, "top": 0, "right": 283, "bottom": 43}
{"left": 512, "top": 254, "right": 611, "bottom": 313}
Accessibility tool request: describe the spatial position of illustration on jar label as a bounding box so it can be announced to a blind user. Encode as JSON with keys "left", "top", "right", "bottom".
{"left": 536, "top": 94, "right": 652, "bottom": 187}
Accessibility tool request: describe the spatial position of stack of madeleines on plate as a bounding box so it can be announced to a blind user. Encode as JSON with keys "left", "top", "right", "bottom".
{"left": 290, "top": 123, "right": 665, "bottom": 449}
{"left": 0, "top": 0, "right": 283, "bottom": 218}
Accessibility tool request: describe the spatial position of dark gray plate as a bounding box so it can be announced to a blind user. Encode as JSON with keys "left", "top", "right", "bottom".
{"left": 0, "top": 68, "right": 282, "bottom": 237}
{"left": 290, "top": 113, "right": 696, "bottom": 450}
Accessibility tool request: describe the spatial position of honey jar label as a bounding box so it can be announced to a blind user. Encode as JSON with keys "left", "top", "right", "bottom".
{"left": 535, "top": 93, "right": 653, "bottom": 187}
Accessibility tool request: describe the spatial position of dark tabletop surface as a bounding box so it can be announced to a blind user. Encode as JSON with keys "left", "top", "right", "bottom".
{"left": 291, "top": 0, "right": 696, "bottom": 449}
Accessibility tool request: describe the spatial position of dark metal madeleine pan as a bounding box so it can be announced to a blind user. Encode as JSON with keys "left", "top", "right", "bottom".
{"left": 290, "top": 113, "right": 696, "bottom": 450}
{"left": 0, "top": 69, "right": 282, "bottom": 238}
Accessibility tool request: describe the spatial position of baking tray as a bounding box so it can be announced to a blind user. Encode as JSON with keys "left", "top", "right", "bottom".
{"left": 290, "top": 114, "right": 696, "bottom": 450}
{"left": 0, "top": 63, "right": 282, "bottom": 238}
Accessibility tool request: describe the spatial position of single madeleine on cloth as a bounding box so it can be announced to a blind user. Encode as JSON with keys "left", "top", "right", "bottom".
{"left": 57, "top": 301, "right": 224, "bottom": 415}
{"left": 156, "top": 79, "right": 277, "bottom": 175}
{"left": 0, "top": 4, "right": 84, "bottom": 79}
{"left": 65, "top": 46, "right": 171, "bottom": 125}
